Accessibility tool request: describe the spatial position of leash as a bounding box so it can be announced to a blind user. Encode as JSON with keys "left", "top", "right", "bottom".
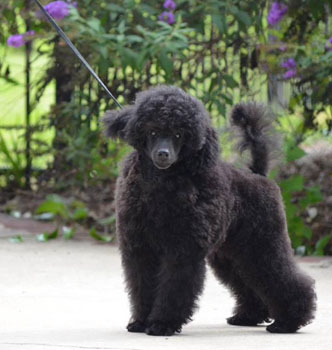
{"left": 32, "top": 0, "right": 122, "bottom": 109}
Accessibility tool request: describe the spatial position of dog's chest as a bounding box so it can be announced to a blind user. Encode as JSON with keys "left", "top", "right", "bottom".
{"left": 140, "top": 179, "right": 199, "bottom": 229}
{"left": 145, "top": 179, "right": 198, "bottom": 211}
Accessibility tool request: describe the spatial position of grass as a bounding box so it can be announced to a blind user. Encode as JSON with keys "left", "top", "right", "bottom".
{"left": 0, "top": 45, "right": 55, "bottom": 169}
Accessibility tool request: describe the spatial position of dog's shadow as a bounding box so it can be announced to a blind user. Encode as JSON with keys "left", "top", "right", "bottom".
{"left": 0, "top": 324, "right": 304, "bottom": 350}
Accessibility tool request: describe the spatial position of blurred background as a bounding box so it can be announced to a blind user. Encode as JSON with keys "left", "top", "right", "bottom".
{"left": 0, "top": 0, "right": 331, "bottom": 255}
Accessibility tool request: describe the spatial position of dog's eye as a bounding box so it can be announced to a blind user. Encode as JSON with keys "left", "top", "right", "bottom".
{"left": 150, "top": 130, "right": 157, "bottom": 136}
{"left": 175, "top": 133, "right": 181, "bottom": 139}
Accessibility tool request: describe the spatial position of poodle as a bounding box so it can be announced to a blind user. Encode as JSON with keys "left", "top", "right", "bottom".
{"left": 103, "top": 85, "right": 316, "bottom": 336}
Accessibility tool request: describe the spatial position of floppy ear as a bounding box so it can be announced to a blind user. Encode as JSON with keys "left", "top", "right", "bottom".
{"left": 182, "top": 126, "right": 220, "bottom": 174}
{"left": 102, "top": 106, "right": 134, "bottom": 140}
{"left": 199, "top": 126, "right": 220, "bottom": 165}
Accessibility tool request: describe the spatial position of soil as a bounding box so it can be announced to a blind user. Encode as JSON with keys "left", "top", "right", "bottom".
{"left": 0, "top": 179, "right": 116, "bottom": 240}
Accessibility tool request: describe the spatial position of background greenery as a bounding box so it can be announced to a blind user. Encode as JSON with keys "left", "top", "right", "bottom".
{"left": 0, "top": 0, "right": 331, "bottom": 254}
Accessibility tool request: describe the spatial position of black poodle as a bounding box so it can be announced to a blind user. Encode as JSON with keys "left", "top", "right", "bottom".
{"left": 103, "top": 85, "right": 316, "bottom": 336}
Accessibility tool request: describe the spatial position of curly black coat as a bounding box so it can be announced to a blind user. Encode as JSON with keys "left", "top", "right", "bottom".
{"left": 103, "top": 85, "right": 316, "bottom": 336}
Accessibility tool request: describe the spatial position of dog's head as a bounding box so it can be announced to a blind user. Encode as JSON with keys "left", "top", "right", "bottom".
{"left": 103, "top": 85, "right": 219, "bottom": 170}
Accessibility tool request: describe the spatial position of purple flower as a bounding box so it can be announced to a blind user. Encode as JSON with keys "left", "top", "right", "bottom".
{"left": 7, "top": 34, "right": 25, "bottom": 48}
{"left": 25, "top": 30, "right": 35, "bottom": 37}
{"left": 163, "top": 0, "right": 176, "bottom": 11}
{"left": 281, "top": 58, "right": 297, "bottom": 79}
{"left": 159, "top": 11, "right": 176, "bottom": 25}
{"left": 281, "top": 58, "right": 296, "bottom": 70}
{"left": 284, "top": 69, "right": 297, "bottom": 79}
{"left": 279, "top": 44, "right": 287, "bottom": 52}
{"left": 7, "top": 31, "right": 35, "bottom": 48}
{"left": 67, "top": 0, "right": 78, "bottom": 8}
{"left": 325, "top": 37, "right": 332, "bottom": 52}
{"left": 44, "top": 1, "right": 71, "bottom": 21}
{"left": 268, "top": 2, "right": 288, "bottom": 27}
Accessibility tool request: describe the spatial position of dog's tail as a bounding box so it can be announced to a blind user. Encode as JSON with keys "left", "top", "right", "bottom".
{"left": 230, "top": 102, "right": 280, "bottom": 176}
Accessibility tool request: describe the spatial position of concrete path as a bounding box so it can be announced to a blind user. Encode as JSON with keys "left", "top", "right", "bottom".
{"left": 0, "top": 223, "right": 331, "bottom": 350}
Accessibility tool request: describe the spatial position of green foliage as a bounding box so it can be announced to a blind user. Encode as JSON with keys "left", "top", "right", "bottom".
{"left": 1, "top": 0, "right": 331, "bottom": 186}
{"left": 36, "top": 195, "right": 84, "bottom": 240}
{"left": 285, "top": 143, "right": 307, "bottom": 163}
{"left": 262, "top": 0, "right": 332, "bottom": 134}
{"left": 35, "top": 194, "right": 114, "bottom": 242}
{"left": 36, "top": 194, "right": 88, "bottom": 222}
{"left": 53, "top": 124, "right": 129, "bottom": 188}
{"left": 1, "top": 1, "right": 331, "bottom": 255}
{"left": 37, "top": 229, "right": 58, "bottom": 242}
{"left": 0, "top": 132, "right": 25, "bottom": 187}
{"left": 314, "top": 234, "right": 332, "bottom": 256}
{"left": 9, "top": 235, "right": 24, "bottom": 243}
{"left": 90, "top": 227, "right": 114, "bottom": 243}
{"left": 279, "top": 142, "right": 323, "bottom": 254}
{"left": 36, "top": 194, "right": 69, "bottom": 219}
{"left": 62, "top": 226, "right": 75, "bottom": 240}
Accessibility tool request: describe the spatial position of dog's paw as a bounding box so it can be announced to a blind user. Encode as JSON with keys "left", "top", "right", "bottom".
{"left": 227, "top": 315, "right": 260, "bottom": 326}
{"left": 266, "top": 321, "right": 299, "bottom": 333}
{"left": 127, "top": 320, "right": 146, "bottom": 333}
{"left": 227, "top": 314, "right": 271, "bottom": 326}
{"left": 145, "top": 321, "right": 180, "bottom": 336}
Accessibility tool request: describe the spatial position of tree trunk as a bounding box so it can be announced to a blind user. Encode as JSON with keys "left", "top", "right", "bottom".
{"left": 25, "top": 0, "right": 32, "bottom": 189}
{"left": 52, "top": 42, "right": 75, "bottom": 171}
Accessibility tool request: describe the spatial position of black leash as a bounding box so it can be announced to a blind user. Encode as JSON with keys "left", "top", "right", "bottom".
{"left": 32, "top": 0, "right": 122, "bottom": 109}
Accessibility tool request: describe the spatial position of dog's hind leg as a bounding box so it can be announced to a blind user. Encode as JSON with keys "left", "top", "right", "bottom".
{"left": 208, "top": 250, "right": 269, "bottom": 326}
{"left": 121, "top": 245, "right": 159, "bottom": 333}
{"left": 225, "top": 231, "right": 316, "bottom": 333}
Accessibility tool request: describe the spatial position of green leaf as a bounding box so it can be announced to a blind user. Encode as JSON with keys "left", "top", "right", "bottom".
{"left": 302, "top": 226, "right": 313, "bottom": 240}
{"left": 299, "top": 185, "right": 323, "bottom": 209}
{"left": 284, "top": 201, "right": 297, "bottom": 219}
{"left": 72, "top": 208, "right": 88, "bottom": 221}
{"left": 87, "top": 18, "right": 102, "bottom": 33}
{"left": 90, "top": 227, "right": 113, "bottom": 243}
{"left": 62, "top": 226, "right": 75, "bottom": 240}
{"left": 0, "top": 75, "right": 20, "bottom": 85}
{"left": 314, "top": 234, "right": 332, "bottom": 256}
{"left": 212, "top": 14, "right": 227, "bottom": 34}
{"left": 140, "top": 4, "right": 157, "bottom": 14}
{"left": 98, "top": 215, "right": 116, "bottom": 226}
{"left": 37, "top": 229, "right": 58, "bottom": 242}
{"left": 106, "top": 3, "right": 125, "bottom": 13}
{"left": 223, "top": 75, "right": 238, "bottom": 88}
{"left": 99, "top": 46, "right": 108, "bottom": 60}
{"left": 0, "top": 133, "right": 24, "bottom": 175}
{"left": 286, "top": 145, "right": 306, "bottom": 162}
{"left": 36, "top": 195, "right": 69, "bottom": 219}
{"left": 235, "top": 10, "right": 251, "bottom": 26}
{"left": 3, "top": 8, "right": 16, "bottom": 22}
{"left": 280, "top": 175, "right": 304, "bottom": 193}
{"left": 118, "top": 20, "right": 126, "bottom": 34}
{"left": 119, "top": 47, "right": 138, "bottom": 69}
{"left": 158, "top": 49, "right": 173, "bottom": 78}
{"left": 9, "top": 236, "right": 24, "bottom": 243}
{"left": 126, "top": 35, "right": 144, "bottom": 43}
{"left": 306, "top": 186, "right": 323, "bottom": 204}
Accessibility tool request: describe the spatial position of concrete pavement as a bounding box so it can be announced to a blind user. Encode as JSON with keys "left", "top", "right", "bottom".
{"left": 0, "top": 224, "right": 331, "bottom": 350}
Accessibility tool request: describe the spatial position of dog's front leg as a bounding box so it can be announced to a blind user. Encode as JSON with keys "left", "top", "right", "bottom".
{"left": 145, "top": 252, "right": 206, "bottom": 336}
{"left": 121, "top": 246, "right": 159, "bottom": 333}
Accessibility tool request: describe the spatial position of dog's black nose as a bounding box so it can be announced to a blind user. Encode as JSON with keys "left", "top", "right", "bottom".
{"left": 157, "top": 149, "right": 169, "bottom": 160}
